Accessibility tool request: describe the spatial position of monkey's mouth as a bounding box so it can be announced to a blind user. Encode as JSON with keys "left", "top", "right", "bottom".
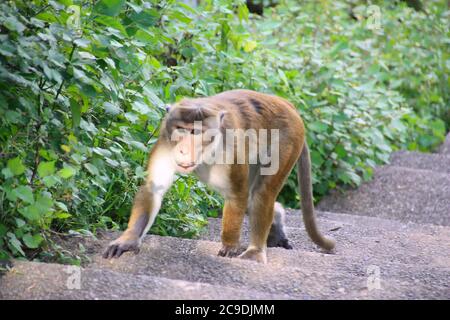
{"left": 176, "top": 162, "right": 197, "bottom": 173}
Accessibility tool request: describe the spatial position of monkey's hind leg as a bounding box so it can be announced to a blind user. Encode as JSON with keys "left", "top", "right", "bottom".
{"left": 267, "top": 202, "right": 293, "bottom": 250}
{"left": 238, "top": 188, "right": 275, "bottom": 264}
{"left": 240, "top": 144, "right": 299, "bottom": 263}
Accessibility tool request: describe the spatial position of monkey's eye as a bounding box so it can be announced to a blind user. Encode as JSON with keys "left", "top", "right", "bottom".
{"left": 175, "top": 126, "right": 189, "bottom": 134}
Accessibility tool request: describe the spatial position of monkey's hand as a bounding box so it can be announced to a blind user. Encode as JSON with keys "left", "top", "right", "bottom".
{"left": 103, "top": 232, "right": 141, "bottom": 259}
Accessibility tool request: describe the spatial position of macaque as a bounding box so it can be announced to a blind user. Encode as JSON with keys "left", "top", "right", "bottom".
{"left": 103, "top": 90, "right": 335, "bottom": 263}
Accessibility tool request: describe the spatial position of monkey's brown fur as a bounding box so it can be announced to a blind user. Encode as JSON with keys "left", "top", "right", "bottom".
{"left": 103, "top": 90, "right": 335, "bottom": 263}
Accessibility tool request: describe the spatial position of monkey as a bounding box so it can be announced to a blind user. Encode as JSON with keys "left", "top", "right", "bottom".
{"left": 103, "top": 89, "right": 335, "bottom": 263}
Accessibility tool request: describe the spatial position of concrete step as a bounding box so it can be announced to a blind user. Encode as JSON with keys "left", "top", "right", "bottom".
{"left": 0, "top": 260, "right": 289, "bottom": 300}
{"left": 317, "top": 166, "right": 450, "bottom": 226}
{"left": 86, "top": 232, "right": 449, "bottom": 299}
{"left": 200, "top": 211, "right": 450, "bottom": 268}
{"left": 438, "top": 132, "right": 450, "bottom": 155}
{"left": 2, "top": 213, "right": 449, "bottom": 299}
{"left": 389, "top": 151, "right": 450, "bottom": 174}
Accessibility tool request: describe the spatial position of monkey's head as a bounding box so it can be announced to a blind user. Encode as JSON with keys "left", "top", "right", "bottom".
{"left": 164, "top": 99, "right": 225, "bottom": 174}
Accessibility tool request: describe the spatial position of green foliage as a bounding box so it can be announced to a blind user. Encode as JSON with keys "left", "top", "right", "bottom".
{"left": 0, "top": 0, "right": 448, "bottom": 260}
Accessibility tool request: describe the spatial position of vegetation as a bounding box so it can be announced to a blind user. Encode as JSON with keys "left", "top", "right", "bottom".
{"left": 0, "top": 0, "right": 448, "bottom": 263}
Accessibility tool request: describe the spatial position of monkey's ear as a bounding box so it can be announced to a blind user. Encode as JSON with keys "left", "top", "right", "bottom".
{"left": 165, "top": 104, "right": 171, "bottom": 113}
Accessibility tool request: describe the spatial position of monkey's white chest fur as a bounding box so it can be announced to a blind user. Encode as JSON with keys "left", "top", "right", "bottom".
{"left": 195, "top": 164, "right": 231, "bottom": 197}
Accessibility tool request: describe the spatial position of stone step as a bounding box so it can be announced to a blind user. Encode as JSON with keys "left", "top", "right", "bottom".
{"left": 200, "top": 211, "right": 450, "bottom": 268}
{"left": 0, "top": 260, "right": 289, "bottom": 300}
{"left": 389, "top": 150, "right": 450, "bottom": 174}
{"left": 86, "top": 232, "right": 449, "bottom": 299}
{"left": 317, "top": 166, "right": 450, "bottom": 226}
{"left": 438, "top": 132, "right": 450, "bottom": 155}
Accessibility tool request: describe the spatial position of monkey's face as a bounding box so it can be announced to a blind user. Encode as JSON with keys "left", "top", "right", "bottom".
{"left": 170, "top": 124, "right": 204, "bottom": 173}
{"left": 166, "top": 103, "right": 224, "bottom": 174}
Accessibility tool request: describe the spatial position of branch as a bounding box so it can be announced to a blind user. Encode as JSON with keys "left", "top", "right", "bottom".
{"left": 54, "top": 43, "right": 77, "bottom": 102}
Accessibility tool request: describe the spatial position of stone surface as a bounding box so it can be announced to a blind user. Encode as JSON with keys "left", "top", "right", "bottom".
{"left": 318, "top": 166, "right": 450, "bottom": 226}
{"left": 2, "top": 227, "right": 448, "bottom": 299}
{"left": 201, "top": 212, "right": 450, "bottom": 268}
{"left": 389, "top": 151, "right": 450, "bottom": 174}
{"left": 86, "top": 231, "right": 449, "bottom": 299}
{"left": 0, "top": 260, "right": 289, "bottom": 300}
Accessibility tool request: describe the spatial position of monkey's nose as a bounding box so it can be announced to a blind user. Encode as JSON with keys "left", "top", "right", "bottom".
{"left": 180, "top": 148, "right": 187, "bottom": 155}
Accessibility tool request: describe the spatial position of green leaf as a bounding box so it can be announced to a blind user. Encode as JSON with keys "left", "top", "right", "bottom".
{"left": 35, "top": 12, "right": 58, "bottom": 23}
{"left": 14, "top": 186, "right": 34, "bottom": 204}
{"left": 169, "top": 10, "right": 191, "bottom": 24}
{"left": 308, "top": 121, "right": 329, "bottom": 133}
{"left": 0, "top": 224, "right": 7, "bottom": 237}
{"left": 43, "top": 175, "right": 60, "bottom": 188}
{"left": 0, "top": 250, "right": 10, "bottom": 260}
{"left": 1, "top": 167, "right": 14, "bottom": 179}
{"left": 4, "top": 16, "right": 26, "bottom": 33}
{"left": 93, "top": 0, "right": 125, "bottom": 16}
{"left": 243, "top": 40, "right": 257, "bottom": 52}
{"left": 7, "top": 157, "right": 26, "bottom": 176}
{"left": 129, "top": 141, "right": 147, "bottom": 152}
{"left": 19, "top": 206, "right": 41, "bottom": 221}
{"left": 338, "top": 170, "right": 361, "bottom": 185}
{"left": 310, "top": 150, "right": 324, "bottom": 166}
{"left": 7, "top": 232, "right": 25, "bottom": 256}
{"left": 104, "top": 102, "right": 121, "bottom": 115}
{"left": 132, "top": 100, "right": 150, "bottom": 115}
{"left": 37, "top": 161, "right": 56, "bottom": 178}
{"left": 94, "top": 15, "right": 128, "bottom": 36}
{"left": 57, "top": 0, "right": 73, "bottom": 6}
{"left": 22, "top": 233, "right": 44, "bottom": 249}
{"left": 43, "top": 64, "right": 62, "bottom": 83}
{"left": 124, "top": 112, "right": 139, "bottom": 123}
{"left": 143, "top": 86, "right": 165, "bottom": 108}
{"left": 93, "top": 147, "right": 112, "bottom": 157}
{"left": 70, "top": 99, "right": 81, "bottom": 128}
{"left": 430, "top": 119, "right": 445, "bottom": 137}
{"left": 237, "top": 4, "right": 249, "bottom": 22}
{"left": 15, "top": 218, "right": 26, "bottom": 228}
{"left": 55, "top": 213, "right": 72, "bottom": 219}
{"left": 35, "top": 193, "right": 54, "bottom": 215}
{"left": 335, "top": 145, "right": 347, "bottom": 158}
{"left": 84, "top": 163, "right": 100, "bottom": 176}
{"left": 58, "top": 166, "right": 77, "bottom": 179}
{"left": 134, "top": 29, "right": 156, "bottom": 44}
{"left": 55, "top": 201, "right": 69, "bottom": 212}
{"left": 130, "top": 9, "right": 159, "bottom": 27}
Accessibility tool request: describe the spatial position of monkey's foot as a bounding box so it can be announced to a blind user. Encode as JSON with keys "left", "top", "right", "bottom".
{"left": 238, "top": 248, "right": 267, "bottom": 264}
{"left": 103, "top": 234, "right": 141, "bottom": 259}
{"left": 267, "top": 237, "right": 293, "bottom": 250}
{"left": 218, "top": 244, "right": 239, "bottom": 258}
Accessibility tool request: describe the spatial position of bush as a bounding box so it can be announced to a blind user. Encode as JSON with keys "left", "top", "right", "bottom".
{"left": 0, "top": 0, "right": 448, "bottom": 261}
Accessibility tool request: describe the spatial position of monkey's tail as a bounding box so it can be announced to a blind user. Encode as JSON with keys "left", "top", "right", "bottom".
{"left": 297, "top": 143, "right": 336, "bottom": 251}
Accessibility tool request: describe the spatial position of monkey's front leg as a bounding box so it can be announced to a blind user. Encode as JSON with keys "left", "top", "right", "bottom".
{"left": 103, "top": 142, "right": 175, "bottom": 259}
{"left": 103, "top": 185, "right": 156, "bottom": 259}
{"left": 218, "top": 198, "right": 247, "bottom": 258}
